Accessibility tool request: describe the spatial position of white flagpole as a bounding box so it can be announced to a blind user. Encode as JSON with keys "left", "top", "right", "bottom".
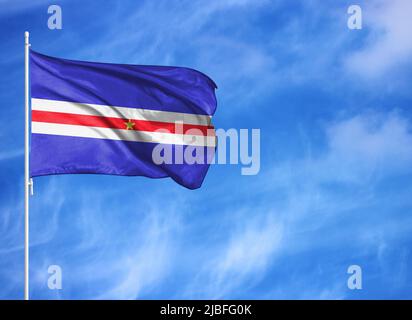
{"left": 24, "top": 31, "right": 31, "bottom": 301}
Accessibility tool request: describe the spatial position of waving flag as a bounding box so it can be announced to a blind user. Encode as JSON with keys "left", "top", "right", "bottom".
{"left": 29, "top": 50, "right": 217, "bottom": 189}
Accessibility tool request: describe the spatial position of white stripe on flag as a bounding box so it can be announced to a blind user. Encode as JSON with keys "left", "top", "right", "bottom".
{"left": 32, "top": 122, "right": 216, "bottom": 147}
{"left": 31, "top": 98, "right": 212, "bottom": 126}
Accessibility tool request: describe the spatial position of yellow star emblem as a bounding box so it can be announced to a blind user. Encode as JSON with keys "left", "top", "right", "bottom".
{"left": 124, "top": 119, "right": 135, "bottom": 130}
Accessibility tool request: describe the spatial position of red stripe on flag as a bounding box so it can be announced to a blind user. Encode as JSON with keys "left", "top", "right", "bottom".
{"left": 32, "top": 110, "right": 214, "bottom": 136}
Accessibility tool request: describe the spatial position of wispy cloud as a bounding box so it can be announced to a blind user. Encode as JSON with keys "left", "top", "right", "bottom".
{"left": 345, "top": 0, "right": 412, "bottom": 78}
{"left": 0, "top": 149, "right": 23, "bottom": 162}
{"left": 0, "top": 0, "right": 55, "bottom": 16}
{"left": 2, "top": 0, "right": 412, "bottom": 300}
{"left": 26, "top": 180, "right": 186, "bottom": 299}
{"left": 185, "top": 210, "right": 282, "bottom": 298}
{"left": 212, "top": 109, "right": 412, "bottom": 298}
{"left": 55, "top": 0, "right": 278, "bottom": 110}
{"left": 94, "top": 203, "right": 182, "bottom": 299}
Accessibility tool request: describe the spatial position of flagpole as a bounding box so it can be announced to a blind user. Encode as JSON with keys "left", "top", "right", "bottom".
{"left": 24, "top": 31, "right": 30, "bottom": 301}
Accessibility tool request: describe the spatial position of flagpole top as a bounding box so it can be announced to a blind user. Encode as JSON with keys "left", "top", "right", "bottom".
{"left": 24, "top": 31, "right": 29, "bottom": 44}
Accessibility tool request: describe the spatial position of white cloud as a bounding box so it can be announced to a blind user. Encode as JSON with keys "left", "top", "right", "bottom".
{"left": 179, "top": 110, "right": 412, "bottom": 299}
{"left": 185, "top": 211, "right": 282, "bottom": 298}
{"left": 3, "top": 111, "right": 410, "bottom": 299}
{"left": 0, "top": 177, "right": 63, "bottom": 255}
{"left": 217, "top": 216, "right": 281, "bottom": 274}
{"left": 0, "top": 149, "right": 23, "bottom": 161}
{"left": 269, "top": 111, "right": 412, "bottom": 189}
{"left": 345, "top": 0, "right": 412, "bottom": 78}
{"left": 325, "top": 111, "right": 412, "bottom": 177}
{"left": 236, "top": 110, "right": 412, "bottom": 298}
{"left": 65, "top": 0, "right": 277, "bottom": 111}
{"left": 3, "top": 1, "right": 412, "bottom": 299}
{"left": 94, "top": 210, "right": 178, "bottom": 299}
{"left": 65, "top": 189, "right": 183, "bottom": 299}
{"left": 0, "top": 0, "right": 53, "bottom": 16}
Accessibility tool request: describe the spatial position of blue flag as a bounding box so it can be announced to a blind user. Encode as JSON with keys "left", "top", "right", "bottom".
{"left": 30, "top": 50, "right": 217, "bottom": 189}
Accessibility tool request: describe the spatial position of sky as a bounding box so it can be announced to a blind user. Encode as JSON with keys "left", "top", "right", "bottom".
{"left": 1, "top": 0, "right": 412, "bottom": 299}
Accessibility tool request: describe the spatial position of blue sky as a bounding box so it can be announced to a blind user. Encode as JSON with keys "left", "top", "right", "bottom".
{"left": 1, "top": 0, "right": 412, "bottom": 299}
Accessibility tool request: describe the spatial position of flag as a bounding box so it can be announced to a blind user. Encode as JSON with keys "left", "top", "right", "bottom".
{"left": 29, "top": 50, "right": 217, "bottom": 189}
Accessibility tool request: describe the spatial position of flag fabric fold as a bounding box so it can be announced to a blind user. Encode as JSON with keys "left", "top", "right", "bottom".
{"left": 29, "top": 50, "right": 217, "bottom": 189}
